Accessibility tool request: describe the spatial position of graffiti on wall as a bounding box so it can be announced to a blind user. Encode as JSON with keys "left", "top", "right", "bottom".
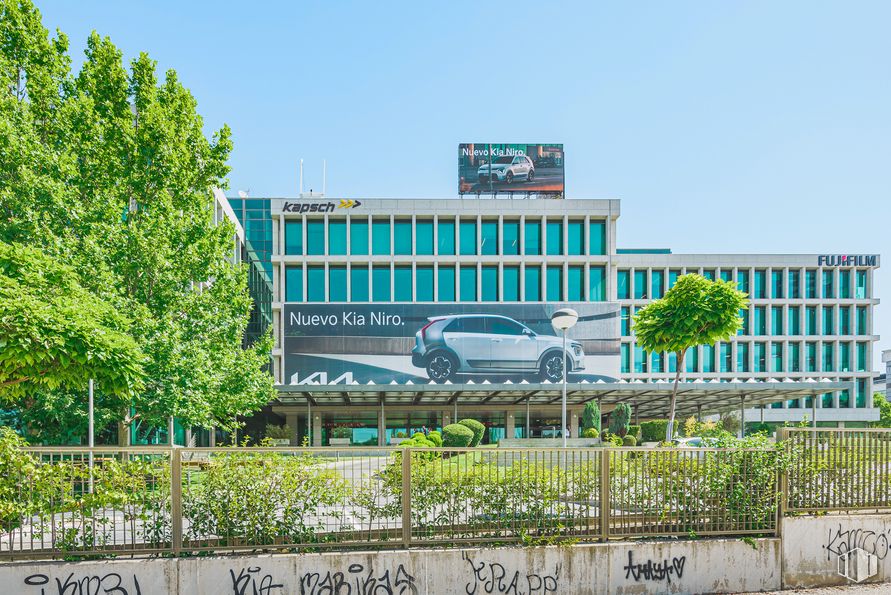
{"left": 461, "top": 552, "right": 560, "bottom": 594}
{"left": 299, "top": 562, "right": 418, "bottom": 595}
{"left": 823, "top": 523, "right": 891, "bottom": 561}
{"left": 623, "top": 551, "right": 686, "bottom": 584}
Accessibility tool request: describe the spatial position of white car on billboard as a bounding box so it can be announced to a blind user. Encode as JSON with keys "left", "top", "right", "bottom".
{"left": 477, "top": 155, "right": 535, "bottom": 184}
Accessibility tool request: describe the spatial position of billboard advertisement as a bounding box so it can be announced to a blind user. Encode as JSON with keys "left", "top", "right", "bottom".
{"left": 458, "top": 143, "right": 564, "bottom": 195}
{"left": 283, "top": 303, "right": 618, "bottom": 386}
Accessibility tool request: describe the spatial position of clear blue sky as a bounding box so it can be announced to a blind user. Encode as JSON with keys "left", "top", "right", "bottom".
{"left": 39, "top": 1, "right": 890, "bottom": 366}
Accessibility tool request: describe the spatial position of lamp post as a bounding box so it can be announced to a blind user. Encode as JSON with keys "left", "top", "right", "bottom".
{"left": 551, "top": 308, "right": 578, "bottom": 448}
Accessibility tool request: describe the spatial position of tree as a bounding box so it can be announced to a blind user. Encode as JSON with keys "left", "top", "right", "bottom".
{"left": 608, "top": 403, "right": 631, "bottom": 437}
{"left": 872, "top": 392, "right": 891, "bottom": 428}
{"left": 0, "top": 1, "right": 275, "bottom": 437}
{"left": 633, "top": 274, "right": 748, "bottom": 441}
{"left": 581, "top": 401, "right": 601, "bottom": 434}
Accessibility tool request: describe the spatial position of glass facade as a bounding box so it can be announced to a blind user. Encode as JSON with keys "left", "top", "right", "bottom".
{"left": 524, "top": 221, "right": 541, "bottom": 255}
{"left": 285, "top": 221, "right": 302, "bottom": 255}
{"left": 617, "top": 270, "right": 630, "bottom": 299}
{"left": 329, "top": 220, "right": 346, "bottom": 255}
{"left": 351, "top": 267, "right": 369, "bottom": 302}
{"left": 438, "top": 220, "right": 455, "bottom": 255}
{"left": 460, "top": 221, "right": 477, "bottom": 255}
{"left": 438, "top": 266, "right": 455, "bottom": 301}
{"left": 546, "top": 266, "right": 563, "bottom": 301}
{"left": 525, "top": 266, "right": 541, "bottom": 301}
{"left": 546, "top": 221, "right": 563, "bottom": 255}
{"left": 460, "top": 266, "right": 477, "bottom": 301}
{"left": 590, "top": 267, "right": 606, "bottom": 301}
{"left": 394, "top": 267, "right": 412, "bottom": 301}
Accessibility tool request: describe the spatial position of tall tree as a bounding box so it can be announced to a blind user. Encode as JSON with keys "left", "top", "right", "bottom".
{"left": 633, "top": 274, "right": 748, "bottom": 441}
{"left": 0, "top": 0, "right": 275, "bottom": 437}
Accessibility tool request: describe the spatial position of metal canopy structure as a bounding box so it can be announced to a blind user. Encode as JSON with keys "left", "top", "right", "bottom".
{"left": 275, "top": 379, "right": 852, "bottom": 418}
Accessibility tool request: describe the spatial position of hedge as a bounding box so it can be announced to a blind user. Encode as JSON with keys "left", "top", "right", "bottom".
{"left": 640, "top": 420, "right": 670, "bottom": 442}
{"left": 442, "top": 424, "right": 474, "bottom": 447}
{"left": 458, "top": 419, "right": 486, "bottom": 447}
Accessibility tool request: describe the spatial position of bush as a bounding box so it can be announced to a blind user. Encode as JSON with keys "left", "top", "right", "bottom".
{"left": 426, "top": 431, "right": 443, "bottom": 447}
{"left": 582, "top": 428, "right": 599, "bottom": 439}
{"left": 628, "top": 425, "right": 641, "bottom": 441}
{"left": 640, "top": 420, "right": 670, "bottom": 442}
{"left": 458, "top": 419, "right": 486, "bottom": 447}
{"left": 622, "top": 435, "right": 637, "bottom": 447}
{"left": 582, "top": 401, "right": 601, "bottom": 434}
{"left": 264, "top": 424, "right": 291, "bottom": 440}
{"left": 442, "top": 424, "right": 474, "bottom": 447}
{"left": 745, "top": 422, "right": 774, "bottom": 437}
{"left": 331, "top": 426, "right": 352, "bottom": 440}
{"left": 601, "top": 432, "right": 623, "bottom": 447}
{"left": 608, "top": 403, "right": 632, "bottom": 437}
{"left": 411, "top": 432, "right": 426, "bottom": 441}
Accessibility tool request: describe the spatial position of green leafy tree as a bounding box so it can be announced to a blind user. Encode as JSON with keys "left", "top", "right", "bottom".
{"left": 608, "top": 403, "right": 632, "bottom": 437}
{"left": 633, "top": 274, "right": 748, "bottom": 441}
{"left": 872, "top": 392, "right": 891, "bottom": 428}
{"left": 0, "top": 1, "right": 275, "bottom": 437}
{"left": 581, "top": 401, "right": 601, "bottom": 434}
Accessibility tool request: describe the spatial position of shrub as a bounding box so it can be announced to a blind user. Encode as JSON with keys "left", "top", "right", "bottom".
{"left": 582, "top": 428, "right": 599, "bottom": 439}
{"left": 582, "top": 401, "right": 601, "bottom": 434}
{"left": 442, "top": 424, "right": 474, "bottom": 447}
{"left": 458, "top": 419, "right": 486, "bottom": 447}
{"left": 745, "top": 422, "right": 774, "bottom": 437}
{"left": 426, "top": 431, "right": 443, "bottom": 447}
{"left": 395, "top": 431, "right": 407, "bottom": 438}
{"left": 622, "top": 435, "right": 637, "bottom": 447}
{"left": 411, "top": 432, "right": 426, "bottom": 441}
{"left": 640, "top": 420, "right": 670, "bottom": 442}
{"left": 601, "top": 432, "right": 623, "bottom": 447}
{"left": 331, "top": 426, "right": 352, "bottom": 440}
{"left": 264, "top": 424, "right": 291, "bottom": 440}
{"left": 608, "top": 403, "right": 632, "bottom": 437}
{"left": 628, "top": 425, "right": 641, "bottom": 441}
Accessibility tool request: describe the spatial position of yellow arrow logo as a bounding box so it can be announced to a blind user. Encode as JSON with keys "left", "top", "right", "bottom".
{"left": 338, "top": 200, "right": 362, "bottom": 209}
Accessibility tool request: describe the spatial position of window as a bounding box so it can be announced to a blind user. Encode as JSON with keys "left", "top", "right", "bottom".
{"left": 737, "top": 270, "right": 750, "bottom": 294}
{"left": 307, "top": 220, "right": 325, "bottom": 255}
{"left": 805, "top": 270, "right": 817, "bottom": 298}
{"left": 703, "top": 344, "right": 715, "bottom": 373}
{"left": 857, "top": 379, "right": 868, "bottom": 408}
{"left": 754, "top": 342, "right": 766, "bottom": 372}
{"left": 285, "top": 266, "right": 303, "bottom": 301}
{"left": 350, "top": 266, "right": 368, "bottom": 302}
{"left": 416, "top": 220, "right": 434, "bottom": 255}
{"left": 668, "top": 352, "right": 678, "bottom": 373}
{"left": 568, "top": 221, "right": 584, "bottom": 255}
{"left": 805, "top": 307, "right": 817, "bottom": 335}
{"left": 789, "top": 342, "right": 801, "bottom": 372}
{"left": 394, "top": 220, "right": 412, "bottom": 255}
{"left": 621, "top": 307, "right": 631, "bottom": 336}
{"left": 669, "top": 270, "right": 681, "bottom": 289}
{"left": 838, "top": 270, "right": 851, "bottom": 299}
{"left": 822, "top": 343, "right": 834, "bottom": 372}
{"left": 739, "top": 308, "right": 749, "bottom": 335}
{"left": 720, "top": 343, "right": 731, "bottom": 372}
{"left": 821, "top": 393, "right": 834, "bottom": 409}
{"left": 754, "top": 306, "right": 766, "bottom": 335}
{"left": 490, "top": 318, "right": 524, "bottom": 335}
{"left": 350, "top": 219, "right": 368, "bottom": 255}
{"left": 438, "top": 266, "right": 455, "bottom": 302}
{"left": 617, "top": 270, "right": 630, "bottom": 299}
{"left": 737, "top": 343, "right": 750, "bottom": 372}
{"left": 856, "top": 306, "right": 868, "bottom": 334}
{"left": 547, "top": 266, "right": 563, "bottom": 301}
{"left": 525, "top": 266, "right": 541, "bottom": 301}
{"left": 372, "top": 219, "right": 390, "bottom": 255}
{"left": 372, "top": 266, "right": 390, "bottom": 302}
{"left": 459, "top": 221, "right": 477, "bottom": 255}
{"left": 652, "top": 270, "right": 664, "bottom": 299}
{"left": 838, "top": 389, "right": 850, "bottom": 409}
{"left": 702, "top": 269, "right": 715, "bottom": 281}
{"left": 524, "top": 221, "right": 541, "bottom": 255}
{"left": 855, "top": 270, "right": 868, "bottom": 299}
{"left": 839, "top": 342, "right": 851, "bottom": 372}
{"left": 788, "top": 270, "right": 801, "bottom": 298}
{"left": 771, "top": 270, "right": 783, "bottom": 298}
{"left": 437, "top": 219, "right": 455, "bottom": 255}
{"left": 788, "top": 306, "right": 801, "bottom": 335}
{"left": 754, "top": 270, "right": 766, "bottom": 299}
{"left": 503, "top": 266, "right": 519, "bottom": 301}
{"left": 328, "top": 220, "right": 346, "bottom": 255}
{"left": 771, "top": 306, "right": 783, "bottom": 335}
{"left": 481, "top": 221, "right": 498, "bottom": 255}
{"left": 502, "top": 221, "right": 519, "bottom": 255}
{"left": 285, "top": 221, "right": 303, "bottom": 255}
{"left": 546, "top": 221, "right": 563, "bottom": 255}
{"left": 481, "top": 266, "right": 498, "bottom": 301}
{"left": 416, "top": 266, "right": 434, "bottom": 301}
{"left": 329, "top": 266, "right": 346, "bottom": 301}
{"left": 856, "top": 342, "right": 868, "bottom": 372}
{"left": 771, "top": 343, "right": 783, "bottom": 372}
{"left": 634, "top": 270, "right": 647, "bottom": 299}
{"left": 589, "top": 266, "right": 606, "bottom": 301}
{"left": 568, "top": 266, "right": 583, "bottom": 301}
{"left": 839, "top": 306, "right": 851, "bottom": 335}
{"left": 460, "top": 266, "right": 477, "bottom": 301}
{"left": 651, "top": 352, "right": 664, "bottom": 373}
{"left": 307, "top": 266, "right": 325, "bottom": 301}
{"left": 822, "top": 270, "right": 834, "bottom": 299}
{"left": 394, "top": 267, "right": 412, "bottom": 301}
{"left": 822, "top": 306, "right": 834, "bottom": 335}
{"left": 621, "top": 344, "right": 630, "bottom": 374}
{"left": 805, "top": 343, "right": 817, "bottom": 372}
{"left": 589, "top": 221, "right": 606, "bottom": 255}
{"left": 720, "top": 270, "right": 732, "bottom": 282}
{"left": 634, "top": 345, "right": 647, "bottom": 373}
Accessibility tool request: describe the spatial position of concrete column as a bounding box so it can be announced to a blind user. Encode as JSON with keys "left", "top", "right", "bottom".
{"left": 505, "top": 411, "right": 515, "bottom": 440}
{"left": 209, "top": 426, "right": 216, "bottom": 447}
{"left": 378, "top": 402, "right": 386, "bottom": 446}
{"left": 312, "top": 414, "right": 322, "bottom": 446}
{"left": 285, "top": 413, "right": 299, "bottom": 446}
{"left": 569, "top": 410, "right": 579, "bottom": 439}
{"left": 117, "top": 422, "right": 129, "bottom": 447}
{"left": 739, "top": 396, "right": 746, "bottom": 439}
{"left": 185, "top": 428, "right": 193, "bottom": 448}
{"left": 442, "top": 410, "right": 451, "bottom": 427}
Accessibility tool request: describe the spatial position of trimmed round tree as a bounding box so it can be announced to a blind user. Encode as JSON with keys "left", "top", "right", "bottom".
{"left": 442, "top": 423, "right": 474, "bottom": 447}
{"left": 458, "top": 419, "right": 486, "bottom": 447}
{"left": 581, "top": 401, "right": 601, "bottom": 434}
{"left": 633, "top": 274, "right": 748, "bottom": 442}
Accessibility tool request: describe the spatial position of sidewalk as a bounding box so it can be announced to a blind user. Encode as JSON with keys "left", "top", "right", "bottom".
{"left": 742, "top": 584, "right": 889, "bottom": 594}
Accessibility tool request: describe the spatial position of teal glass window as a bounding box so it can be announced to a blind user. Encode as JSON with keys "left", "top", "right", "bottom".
{"left": 394, "top": 266, "right": 412, "bottom": 301}
{"left": 856, "top": 342, "right": 868, "bottom": 371}
{"left": 805, "top": 307, "right": 817, "bottom": 335}
{"left": 460, "top": 266, "right": 477, "bottom": 301}
{"left": 754, "top": 306, "right": 766, "bottom": 335}
{"left": 822, "top": 270, "right": 834, "bottom": 298}
{"left": 838, "top": 389, "right": 850, "bottom": 408}
{"left": 394, "top": 220, "right": 412, "bottom": 255}
{"left": 502, "top": 221, "right": 519, "bottom": 255}
{"left": 547, "top": 266, "right": 563, "bottom": 301}
{"left": 805, "top": 270, "right": 817, "bottom": 298}
{"left": 503, "top": 266, "right": 519, "bottom": 301}
{"left": 771, "top": 343, "right": 783, "bottom": 372}
{"left": 857, "top": 380, "right": 868, "bottom": 408}
{"left": 855, "top": 270, "right": 867, "bottom": 299}
{"left": 720, "top": 343, "right": 731, "bottom": 372}
{"left": 350, "top": 219, "right": 368, "bottom": 255}
{"left": 685, "top": 348, "right": 699, "bottom": 373}
{"left": 524, "top": 221, "right": 541, "bottom": 255}
{"left": 307, "top": 266, "right": 325, "bottom": 301}
{"left": 822, "top": 306, "right": 834, "bottom": 335}
{"left": 839, "top": 342, "right": 851, "bottom": 372}
{"left": 480, "top": 221, "right": 498, "bottom": 255}
{"left": 589, "top": 266, "right": 605, "bottom": 301}
{"left": 822, "top": 343, "right": 834, "bottom": 372}
{"left": 350, "top": 266, "right": 368, "bottom": 302}
{"left": 788, "top": 270, "right": 801, "bottom": 298}
{"left": 821, "top": 393, "right": 834, "bottom": 409}
{"left": 284, "top": 221, "right": 303, "bottom": 255}
{"left": 754, "top": 270, "right": 766, "bottom": 299}
{"left": 568, "top": 266, "right": 583, "bottom": 301}
{"left": 481, "top": 266, "right": 498, "bottom": 301}
{"left": 589, "top": 221, "right": 606, "bottom": 255}
{"left": 634, "top": 345, "right": 647, "bottom": 373}
{"left": 633, "top": 270, "right": 647, "bottom": 299}
{"left": 669, "top": 270, "right": 681, "bottom": 289}
{"left": 789, "top": 342, "right": 801, "bottom": 372}
{"left": 372, "top": 266, "right": 391, "bottom": 302}
{"left": 738, "top": 308, "right": 749, "bottom": 335}
{"left": 838, "top": 270, "right": 851, "bottom": 299}
{"left": 620, "top": 307, "right": 631, "bottom": 336}
{"left": 856, "top": 306, "right": 867, "bottom": 334}
{"left": 546, "top": 221, "right": 563, "bottom": 255}
{"left": 416, "top": 220, "right": 434, "bottom": 255}
{"left": 737, "top": 343, "right": 750, "bottom": 372}
{"left": 702, "top": 270, "right": 715, "bottom": 281}
{"left": 285, "top": 266, "right": 303, "bottom": 301}
{"left": 437, "top": 220, "right": 455, "bottom": 255}
{"left": 328, "top": 220, "right": 346, "bottom": 255}
{"left": 372, "top": 219, "right": 390, "bottom": 255}
{"left": 771, "top": 270, "right": 783, "bottom": 298}
{"left": 771, "top": 306, "right": 783, "bottom": 335}
{"left": 460, "top": 221, "right": 477, "bottom": 255}
{"left": 651, "top": 352, "right": 664, "bottom": 373}
{"left": 617, "top": 270, "right": 630, "bottom": 299}
{"left": 567, "top": 221, "right": 584, "bottom": 255}
{"left": 651, "top": 270, "right": 664, "bottom": 299}
{"left": 720, "top": 270, "right": 732, "bottom": 282}
{"left": 621, "top": 344, "right": 630, "bottom": 373}
{"left": 416, "top": 266, "right": 434, "bottom": 302}
{"left": 754, "top": 342, "right": 766, "bottom": 372}
{"left": 839, "top": 306, "right": 851, "bottom": 335}
{"left": 703, "top": 344, "right": 715, "bottom": 373}
{"left": 438, "top": 266, "right": 455, "bottom": 302}
{"left": 668, "top": 352, "right": 678, "bottom": 373}
{"left": 805, "top": 343, "right": 817, "bottom": 372}
{"left": 307, "top": 221, "right": 325, "bottom": 255}
{"left": 788, "top": 306, "right": 801, "bottom": 335}
{"left": 737, "top": 270, "right": 750, "bottom": 294}
{"left": 525, "top": 266, "right": 541, "bottom": 301}
{"left": 328, "top": 266, "right": 347, "bottom": 301}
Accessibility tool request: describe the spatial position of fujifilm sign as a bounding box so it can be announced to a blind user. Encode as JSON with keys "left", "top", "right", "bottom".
{"left": 818, "top": 255, "right": 878, "bottom": 267}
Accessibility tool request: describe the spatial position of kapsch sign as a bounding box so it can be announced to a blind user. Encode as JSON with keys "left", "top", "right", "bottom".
{"left": 818, "top": 255, "right": 878, "bottom": 267}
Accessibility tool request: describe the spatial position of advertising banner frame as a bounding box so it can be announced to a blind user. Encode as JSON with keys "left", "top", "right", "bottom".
{"left": 458, "top": 143, "right": 565, "bottom": 196}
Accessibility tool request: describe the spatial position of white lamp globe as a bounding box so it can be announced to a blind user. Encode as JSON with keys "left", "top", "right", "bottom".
{"left": 551, "top": 308, "right": 579, "bottom": 331}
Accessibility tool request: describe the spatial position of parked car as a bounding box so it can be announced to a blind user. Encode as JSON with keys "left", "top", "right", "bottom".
{"left": 411, "top": 314, "right": 584, "bottom": 382}
{"left": 477, "top": 155, "right": 535, "bottom": 184}
{"left": 534, "top": 156, "right": 557, "bottom": 168}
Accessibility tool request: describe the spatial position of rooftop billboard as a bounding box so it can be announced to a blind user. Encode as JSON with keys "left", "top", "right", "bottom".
{"left": 282, "top": 303, "right": 618, "bottom": 386}
{"left": 458, "top": 143, "right": 564, "bottom": 195}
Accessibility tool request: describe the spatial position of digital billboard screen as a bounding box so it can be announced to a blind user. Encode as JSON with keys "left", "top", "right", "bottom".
{"left": 458, "top": 143, "right": 564, "bottom": 195}
{"left": 283, "top": 303, "right": 618, "bottom": 386}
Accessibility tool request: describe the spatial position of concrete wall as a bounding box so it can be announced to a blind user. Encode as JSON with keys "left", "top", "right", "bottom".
{"left": 2, "top": 538, "right": 780, "bottom": 595}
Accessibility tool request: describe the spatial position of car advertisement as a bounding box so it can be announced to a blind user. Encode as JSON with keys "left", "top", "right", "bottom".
{"left": 458, "top": 143, "right": 564, "bottom": 195}
{"left": 283, "top": 303, "right": 618, "bottom": 386}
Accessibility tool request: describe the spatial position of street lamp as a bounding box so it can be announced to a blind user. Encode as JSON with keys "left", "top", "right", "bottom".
{"left": 551, "top": 308, "right": 578, "bottom": 448}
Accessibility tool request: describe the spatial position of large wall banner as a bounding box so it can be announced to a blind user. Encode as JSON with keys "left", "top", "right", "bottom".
{"left": 283, "top": 303, "right": 619, "bottom": 386}
{"left": 458, "top": 143, "right": 564, "bottom": 194}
